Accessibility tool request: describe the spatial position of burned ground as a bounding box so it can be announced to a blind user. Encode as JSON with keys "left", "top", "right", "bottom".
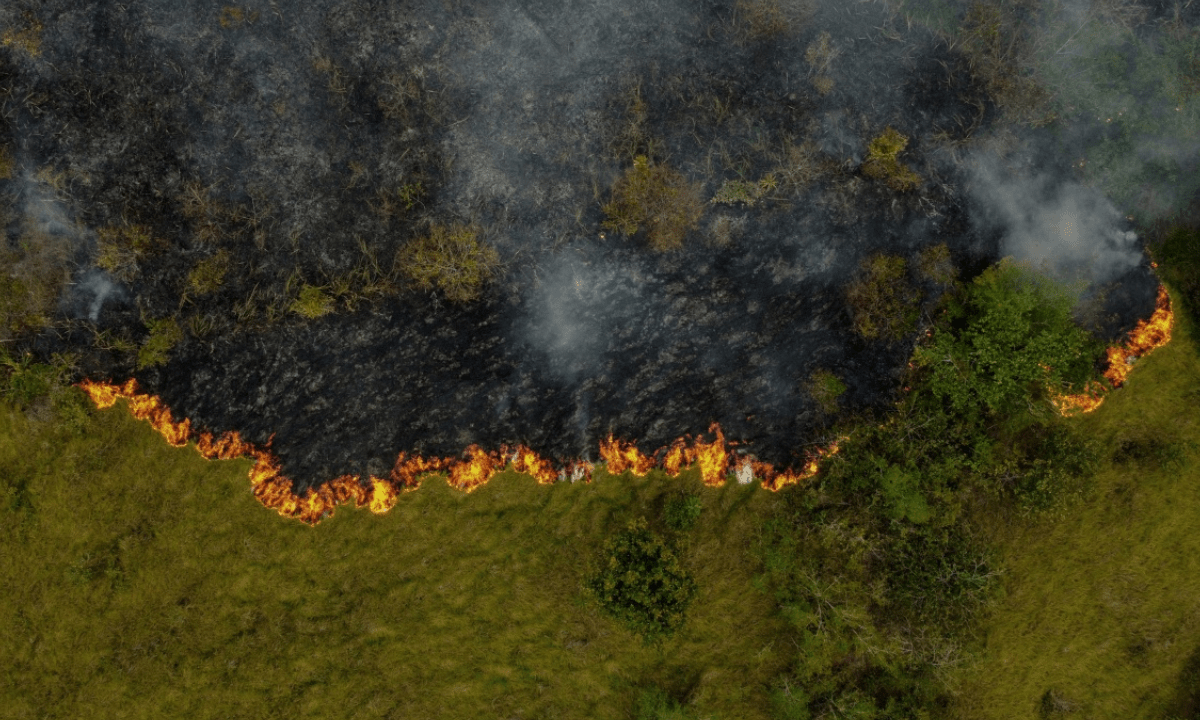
{"left": 0, "top": 0, "right": 1176, "bottom": 490}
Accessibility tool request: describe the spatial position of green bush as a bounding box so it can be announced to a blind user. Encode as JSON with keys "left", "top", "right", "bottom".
{"left": 663, "top": 492, "right": 702, "bottom": 532}
{"left": 396, "top": 222, "right": 500, "bottom": 303}
{"left": 882, "top": 522, "right": 996, "bottom": 627}
{"left": 185, "top": 250, "right": 230, "bottom": 296}
{"left": 586, "top": 518, "right": 697, "bottom": 639}
{"left": 137, "top": 317, "right": 182, "bottom": 370}
{"left": 602, "top": 156, "right": 705, "bottom": 251}
{"left": 845, "top": 254, "right": 920, "bottom": 342}
{"left": 911, "top": 257, "right": 1105, "bottom": 421}
{"left": 1150, "top": 224, "right": 1200, "bottom": 338}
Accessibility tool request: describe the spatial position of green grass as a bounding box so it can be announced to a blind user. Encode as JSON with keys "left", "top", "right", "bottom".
{"left": 956, "top": 282, "right": 1200, "bottom": 719}
{"left": 0, "top": 400, "right": 792, "bottom": 719}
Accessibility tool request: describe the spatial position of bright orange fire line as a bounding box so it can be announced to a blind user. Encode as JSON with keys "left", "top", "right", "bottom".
{"left": 1051, "top": 283, "right": 1174, "bottom": 416}
{"left": 77, "top": 379, "right": 844, "bottom": 525}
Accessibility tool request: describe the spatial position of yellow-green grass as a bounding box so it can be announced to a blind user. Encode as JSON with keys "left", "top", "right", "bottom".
{"left": 0, "top": 400, "right": 791, "bottom": 719}
{"left": 957, "top": 283, "right": 1200, "bottom": 719}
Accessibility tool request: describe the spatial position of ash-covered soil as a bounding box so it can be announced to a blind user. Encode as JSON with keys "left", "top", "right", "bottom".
{"left": 0, "top": 0, "right": 1170, "bottom": 490}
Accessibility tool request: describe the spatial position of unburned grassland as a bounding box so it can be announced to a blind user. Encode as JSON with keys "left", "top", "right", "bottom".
{"left": 0, "top": 402, "right": 790, "bottom": 719}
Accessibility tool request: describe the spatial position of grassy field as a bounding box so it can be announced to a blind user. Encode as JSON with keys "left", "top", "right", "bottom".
{"left": 956, "top": 283, "right": 1200, "bottom": 719}
{"left": 0, "top": 398, "right": 792, "bottom": 719}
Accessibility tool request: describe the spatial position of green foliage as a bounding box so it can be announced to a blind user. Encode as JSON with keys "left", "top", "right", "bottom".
{"left": 845, "top": 254, "right": 921, "bottom": 342}
{"left": 396, "top": 222, "right": 500, "bottom": 303}
{"left": 137, "top": 317, "right": 182, "bottom": 369}
{"left": 769, "top": 680, "right": 811, "bottom": 720}
{"left": 911, "top": 258, "right": 1104, "bottom": 420}
{"left": 289, "top": 283, "right": 334, "bottom": 319}
{"left": 1172, "top": 645, "right": 1200, "bottom": 720}
{"left": 602, "top": 156, "right": 705, "bottom": 251}
{"left": 586, "top": 518, "right": 697, "bottom": 639}
{"left": 664, "top": 491, "right": 703, "bottom": 532}
{"left": 807, "top": 369, "right": 847, "bottom": 415}
{"left": 711, "top": 175, "right": 777, "bottom": 207}
{"left": 861, "top": 127, "right": 921, "bottom": 191}
{"left": 882, "top": 522, "right": 997, "bottom": 628}
{"left": 634, "top": 686, "right": 702, "bottom": 720}
{"left": 185, "top": 249, "right": 230, "bottom": 296}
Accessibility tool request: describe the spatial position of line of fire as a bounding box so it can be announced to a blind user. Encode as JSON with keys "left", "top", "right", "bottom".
{"left": 77, "top": 283, "right": 1174, "bottom": 526}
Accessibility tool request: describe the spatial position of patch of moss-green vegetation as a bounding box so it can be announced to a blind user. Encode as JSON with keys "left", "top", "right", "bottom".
{"left": 955, "top": 283, "right": 1200, "bottom": 719}
{"left": 861, "top": 127, "right": 921, "bottom": 192}
{"left": 136, "top": 317, "right": 182, "bottom": 370}
{"left": 288, "top": 283, "right": 335, "bottom": 319}
{"left": 805, "top": 368, "right": 847, "bottom": 416}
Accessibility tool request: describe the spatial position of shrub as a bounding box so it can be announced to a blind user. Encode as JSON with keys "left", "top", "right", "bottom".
{"left": 916, "top": 243, "right": 958, "bottom": 286}
{"left": 882, "top": 522, "right": 997, "bottom": 627}
{"left": 911, "top": 257, "right": 1105, "bottom": 420}
{"left": 663, "top": 491, "right": 702, "bottom": 532}
{"left": 807, "top": 368, "right": 847, "bottom": 415}
{"left": 845, "top": 254, "right": 920, "bottom": 342}
{"left": 732, "top": 0, "right": 793, "bottom": 44}
{"left": 634, "top": 686, "right": 701, "bottom": 720}
{"left": 586, "top": 518, "right": 697, "bottom": 639}
{"left": 1149, "top": 224, "right": 1200, "bottom": 338}
{"left": 602, "top": 156, "right": 705, "bottom": 252}
{"left": 137, "top": 317, "right": 182, "bottom": 370}
{"left": 861, "top": 127, "right": 921, "bottom": 191}
{"left": 805, "top": 30, "right": 838, "bottom": 94}
{"left": 290, "top": 284, "right": 335, "bottom": 319}
{"left": 396, "top": 222, "right": 500, "bottom": 303}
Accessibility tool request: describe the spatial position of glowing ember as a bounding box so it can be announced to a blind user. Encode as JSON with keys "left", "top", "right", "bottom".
{"left": 1052, "top": 284, "right": 1174, "bottom": 416}
{"left": 77, "top": 378, "right": 846, "bottom": 524}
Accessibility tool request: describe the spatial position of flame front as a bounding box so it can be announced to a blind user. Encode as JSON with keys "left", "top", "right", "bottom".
{"left": 76, "top": 379, "right": 845, "bottom": 525}
{"left": 1052, "top": 284, "right": 1174, "bottom": 415}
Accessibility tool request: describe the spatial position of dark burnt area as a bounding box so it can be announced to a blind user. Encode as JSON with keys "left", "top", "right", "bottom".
{"left": 0, "top": 0, "right": 1168, "bottom": 492}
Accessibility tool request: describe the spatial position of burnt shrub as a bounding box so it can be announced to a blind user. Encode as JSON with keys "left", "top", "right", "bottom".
{"left": 395, "top": 222, "right": 500, "bottom": 303}
{"left": 845, "top": 254, "right": 921, "bottom": 343}
{"left": 586, "top": 518, "right": 697, "bottom": 639}
{"left": 602, "top": 156, "right": 705, "bottom": 252}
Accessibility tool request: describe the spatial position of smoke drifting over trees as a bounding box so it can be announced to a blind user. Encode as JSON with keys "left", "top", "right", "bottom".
{"left": 0, "top": 0, "right": 1193, "bottom": 487}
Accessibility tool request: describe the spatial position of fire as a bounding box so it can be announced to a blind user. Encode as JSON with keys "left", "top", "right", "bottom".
{"left": 1052, "top": 284, "right": 1174, "bottom": 416}
{"left": 77, "top": 379, "right": 846, "bottom": 524}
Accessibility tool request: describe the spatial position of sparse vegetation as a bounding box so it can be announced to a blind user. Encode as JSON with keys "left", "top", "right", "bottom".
{"left": 1, "top": 11, "right": 43, "bottom": 58}
{"left": 711, "top": 174, "right": 777, "bottom": 207}
{"left": 917, "top": 242, "right": 959, "bottom": 286}
{"left": 731, "top": 0, "right": 794, "bottom": 44}
{"left": 0, "top": 145, "right": 14, "bottom": 179}
{"left": 805, "top": 30, "right": 838, "bottom": 95}
{"left": 395, "top": 222, "right": 500, "bottom": 303}
{"left": 845, "top": 253, "right": 921, "bottom": 342}
{"left": 289, "top": 284, "right": 335, "bottom": 319}
{"left": 806, "top": 368, "right": 846, "bottom": 415}
{"left": 861, "top": 127, "right": 921, "bottom": 191}
{"left": 0, "top": 222, "right": 73, "bottom": 342}
{"left": 136, "top": 317, "right": 182, "bottom": 370}
{"left": 602, "top": 156, "right": 705, "bottom": 252}
{"left": 96, "top": 224, "right": 161, "bottom": 283}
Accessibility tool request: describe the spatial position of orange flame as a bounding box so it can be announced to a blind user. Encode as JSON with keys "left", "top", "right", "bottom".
{"left": 77, "top": 380, "right": 847, "bottom": 524}
{"left": 1052, "top": 284, "right": 1174, "bottom": 416}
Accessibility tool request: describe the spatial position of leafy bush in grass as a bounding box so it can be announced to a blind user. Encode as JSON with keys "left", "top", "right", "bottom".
{"left": 634, "top": 686, "right": 702, "bottom": 720}
{"left": 1150, "top": 223, "right": 1200, "bottom": 338}
{"left": 586, "top": 518, "right": 697, "bottom": 639}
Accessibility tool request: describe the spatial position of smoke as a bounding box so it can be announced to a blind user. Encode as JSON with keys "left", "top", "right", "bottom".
{"left": 76, "top": 270, "right": 125, "bottom": 322}
{"left": 965, "top": 153, "right": 1143, "bottom": 288}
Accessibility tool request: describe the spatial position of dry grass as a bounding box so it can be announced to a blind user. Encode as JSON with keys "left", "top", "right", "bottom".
{"left": 1, "top": 11, "right": 43, "bottom": 58}
{"left": 0, "top": 222, "right": 73, "bottom": 341}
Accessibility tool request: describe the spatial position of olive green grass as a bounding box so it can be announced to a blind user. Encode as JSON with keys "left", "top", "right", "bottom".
{"left": 0, "top": 400, "right": 792, "bottom": 719}
{"left": 955, "top": 282, "right": 1200, "bottom": 719}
